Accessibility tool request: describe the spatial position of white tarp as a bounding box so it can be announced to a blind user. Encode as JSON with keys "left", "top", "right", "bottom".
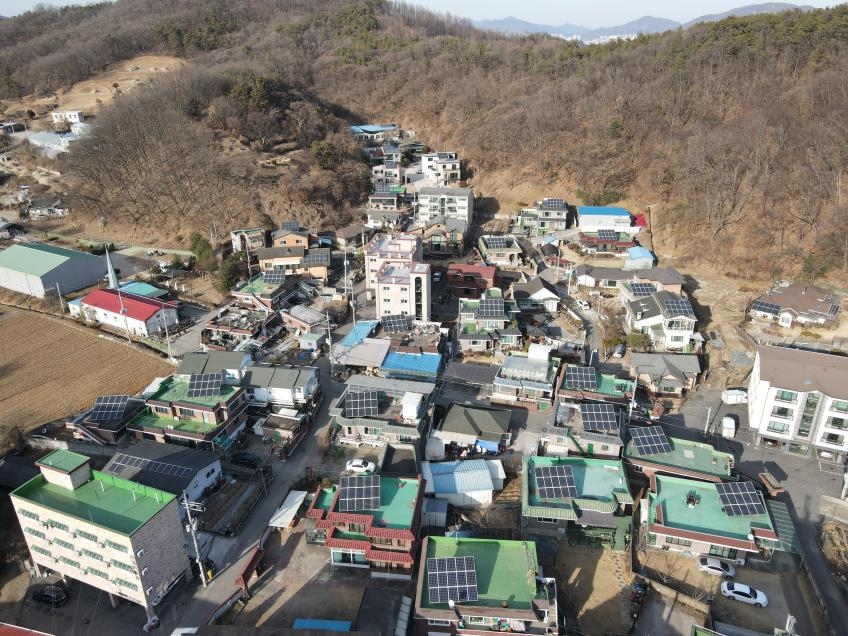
{"left": 269, "top": 490, "right": 307, "bottom": 529}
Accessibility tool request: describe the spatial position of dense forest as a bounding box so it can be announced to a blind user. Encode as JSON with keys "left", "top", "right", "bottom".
{"left": 2, "top": 0, "right": 848, "bottom": 280}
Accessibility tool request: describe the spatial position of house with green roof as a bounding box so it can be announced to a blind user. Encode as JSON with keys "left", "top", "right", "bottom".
{"left": 645, "top": 474, "right": 778, "bottom": 562}
{"left": 456, "top": 288, "right": 521, "bottom": 354}
{"left": 522, "top": 455, "right": 633, "bottom": 549}
{"left": 558, "top": 364, "right": 636, "bottom": 406}
{"left": 0, "top": 243, "right": 103, "bottom": 298}
{"left": 624, "top": 432, "right": 735, "bottom": 483}
{"left": 127, "top": 374, "right": 248, "bottom": 449}
{"left": 414, "top": 536, "right": 559, "bottom": 635}
{"left": 304, "top": 475, "right": 425, "bottom": 580}
{"left": 11, "top": 451, "right": 189, "bottom": 622}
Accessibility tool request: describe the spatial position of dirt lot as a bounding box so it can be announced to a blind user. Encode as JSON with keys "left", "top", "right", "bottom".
{"left": 2, "top": 55, "right": 185, "bottom": 128}
{"left": 820, "top": 520, "right": 848, "bottom": 599}
{"left": 551, "top": 547, "right": 632, "bottom": 634}
{"left": 0, "top": 308, "right": 172, "bottom": 431}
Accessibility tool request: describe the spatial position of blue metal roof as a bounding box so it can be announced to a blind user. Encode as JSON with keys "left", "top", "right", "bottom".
{"left": 381, "top": 351, "right": 442, "bottom": 379}
{"left": 292, "top": 619, "right": 351, "bottom": 632}
{"left": 577, "top": 206, "right": 632, "bottom": 217}
{"left": 627, "top": 246, "right": 653, "bottom": 260}
{"left": 341, "top": 320, "right": 379, "bottom": 348}
{"left": 118, "top": 281, "right": 169, "bottom": 298}
{"left": 424, "top": 460, "right": 494, "bottom": 494}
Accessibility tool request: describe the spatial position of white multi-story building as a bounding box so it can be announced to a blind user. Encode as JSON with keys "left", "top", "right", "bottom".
{"left": 375, "top": 261, "right": 431, "bottom": 321}
{"left": 416, "top": 187, "right": 473, "bottom": 226}
{"left": 365, "top": 233, "right": 423, "bottom": 290}
{"left": 420, "top": 152, "right": 460, "bottom": 186}
{"left": 748, "top": 346, "right": 848, "bottom": 463}
{"left": 11, "top": 450, "right": 190, "bottom": 627}
{"left": 51, "top": 110, "right": 85, "bottom": 125}
{"left": 518, "top": 198, "right": 572, "bottom": 235}
{"left": 624, "top": 290, "right": 697, "bottom": 352}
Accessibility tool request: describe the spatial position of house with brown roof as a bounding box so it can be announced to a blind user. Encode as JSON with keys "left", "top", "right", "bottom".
{"left": 749, "top": 282, "right": 841, "bottom": 328}
{"left": 445, "top": 263, "right": 496, "bottom": 299}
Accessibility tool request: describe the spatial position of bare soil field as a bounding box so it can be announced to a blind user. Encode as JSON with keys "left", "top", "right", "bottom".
{"left": 2, "top": 55, "right": 186, "bottom": 128}
{"left": 0, "top": 308, "right": 172, "bottom": 431}
{"left": 820, "top": 520, "right": 848, "bottom": 599}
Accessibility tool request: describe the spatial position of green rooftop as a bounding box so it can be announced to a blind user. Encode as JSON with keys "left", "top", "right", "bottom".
{"left": 128, "top": 408, "right": 220, "bottom": 435}
{"left": 36, "top": 450, "right": 89, "bottom": 474}
{"left": 625, "top": 436, "right": 734, "bottom": 479}
{"left": 649, "top": 474, "right": 774, "bottom": 542}
{"left": 524, "top": 455, "right": 632, "bottom": 511}
{"left": 12, "top": 470, "right": 175, "bottom": 536}
{"left": 233, "top": 274, "right": 281, "bottom": 296}
{"left": 329, "top": 476, "right": 419, "bottom": 529}
{"left": 561, "top": 365, "right": 635, "bottom": 397}
{"left": 148, "top": 375, "right": 239, "bottom": 408}
{"left": 0, "top": 243, "right": 101, "bottom": 277}
{"left": 421, "top": 536, "right": 541, "bottom": 610}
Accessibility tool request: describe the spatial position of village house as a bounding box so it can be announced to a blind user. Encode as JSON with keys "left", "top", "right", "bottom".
{"left": 576, "top": 206, "right": 635, "bottom": 233}
{"left": 202, "top": 304, "right": 282, "bottom": 352}
{"left": 335, "top": 223, "right": 374, "bottom": 249}
{"left": 365, "top": 233, "right": 423, "bottom": 289}
{"left": 749, "top": 282, "right": 841, "bottom": 328}
{"left": 577, "top": 231, "right": 636, "bottom": 254}
{"left": 70, "top": 289, "right": 179, "bottom": 338}
{"left": 748, "top": 345, "right": 848, "bottom": 464}
{"left": 511, "top": 277, "right": 560, "bottom": 313}
{"left": 624, "top": 290, "right": 698, "bottom": 352}
{"left": 257, "top": 246, "right": 331, "bottom": 285}
{"left": 242, "top": 364, "right": 322, "bottom": 410}
{"left": 407, "top": 217, "right": 467, "bottom": 257}
{"left": 417, "top": 151, "right": 461, "bottom": 187}
{"left": 349, "top": 123, "right": 399, "bottom": 143}
{"left": 11, "top": 450, "right": 189, "bottom": 624}
{"left": 623, "top": 425, "right": 734, "bottom": 483}
{"left": 445, "top": 263, "right": 496, "bottom": 299}
{"left": 522, "top": 455, "right": 632, "bottom": 549}
{"left": 477, "top": 235, "right": 523, "bottom": 267}
{"left": 429, "top": 404, "right": 512, "bottom": 458}
{"left": 623, "top": 246, "right": 655, "bottom": 270}
{"left": 413, "top": 536, "right": 559, "bottom": 636}
{"left": 281, "top": 303, "right": 327, "bottom": 335}
{"left": 51, "top": 110, "right": 84, "bottom": 125}
{"left": 419, "top": 459, "right": 505, "bottom": 508}
{"left": 543, "top": 401, "right": 625, "bottom": 458}
{"left": 305, "top": 474, "right": 424, "bottom": 579}
{"left": 416, "top": 187, "right": 474, "bottom": 226}
{"left": 492, "top": 345, "right": 562, "bottom": 409}
{"left": 372, "top": 160, "right": 403, "bottom": 186}
{"left": 456, "top": 288, "right": 521, "bottom": 354}
{"left": 629, "top": 353, "right": 701, "bottom": 397}
{"left": 558, "top": 364, "right": 636, "bottom": 406}
{"left": 230, "top": 227, "right": 266, "bottom": 252}
{"left": 517, "top": 197, "right": 573, "bottom": 235}
{"left": 229, "top": 274, "right": 291, "bottom": 312}
{"left": 366, "top": 208, "right": 407, "bottom": 230}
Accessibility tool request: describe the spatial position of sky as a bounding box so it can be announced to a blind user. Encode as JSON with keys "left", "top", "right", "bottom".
{"left": 3, "top": 0, "right": 838, "bottom": 26}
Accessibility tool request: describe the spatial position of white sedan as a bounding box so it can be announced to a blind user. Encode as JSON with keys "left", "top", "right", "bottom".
{"left": 697, "top": 556, "right": 736, "bottom": 579}
{"left": 720, "top": 582, "right": 768, "bottom": 607}
{"left": 345, "top": 459, "right": 376, "bottom": 474}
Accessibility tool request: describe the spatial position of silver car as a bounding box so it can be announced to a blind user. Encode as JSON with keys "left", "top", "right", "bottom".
{"left": 697, "top": 556, "right": 735, "bottom": 579}
{"left": 721, "top": 581, "right": 768, "bottom": 607}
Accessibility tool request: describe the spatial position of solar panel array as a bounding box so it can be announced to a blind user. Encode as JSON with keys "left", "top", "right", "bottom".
{"left": 664, "top": 298, "right": 696, "bottom": 318}
{"left": 597, "top": 229, "right": 617, "bottom": 242}
{"left": 90, "top": 395, "right": 130, "bottom": 421}
{"left": 427, "top": 556, "right": 479, "bottom": 604}
{"left": 485, "top": 236, "right": 511, "bottom": 249}
{"left": 339, "top": 475, "right": 381, "bottom": 511}
{"left": 108, "top": 453, "right": 193, "bottom": 479}
{"left": 564, "top": 366, "right": 597, "bottom": 391}
{"left": 301, "top": 251, "right": 330, "bottom": 267}
{"left": 262, "top": 270, "right": 287, "bottom": 284}
{"left": 542, "top": 198, "right": 566, "bottom": 210}
{"left": 280, "top": 220, "right": 300, "bottom": 232}
{"left": 382, "top": 314, "right": 411, "bottom": 332}
{"left": 716, "top": 481, "right": 766, "bottom": 517}
{"left": 580, "top": 403, "right": 619, "bottom": 433}
{"left": 629, "top": 426, "right": 672, "bottom": 455}
{"left": 630, "top": 283, "right": 656, "bottom": 298}
{"left": 345, "top": 390, "right": 379, "bottom": 418}
{"left": 187, "top": 373, "right": 223, "bottom": 398}
{"left": 477, "top": 297, "right": 505, "bottom": 318}
{"left": 534, "top": 464, "right": 578, "bottom": 499}
{"left": 372, "top": 184, "right": 394, "bottom": 195}
{"left": 751, "top": 300, "right": 780, "bottom": 316}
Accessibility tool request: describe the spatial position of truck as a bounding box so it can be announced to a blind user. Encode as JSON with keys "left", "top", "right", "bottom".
{"left": 721, "top": 388, "right": 748, "bottom": 405}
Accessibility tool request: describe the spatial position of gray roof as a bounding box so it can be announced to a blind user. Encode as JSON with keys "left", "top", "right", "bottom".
{"left": 287, "top": 304, "right": 325, "bottom": 325}
{"left": 242, "top": 364, "right": 317, "bottom": 390}
{"left": 368, "top": 209, "right": 401, "bottom": 220}
{"left": 442, "top": 361, "right": 498, "bottom": 385}
{"left": 628, "top": 290, "right": 693, "bottom": 321}
{"left": 102, "top": 441, "right": 218, "bottom": 495}
{"left": 421, "top": 460, "right": 494, "bottom": 494}
{"left": 257, "top": 245, "right": 305, "bottom": 260}
{"left": 756, "top": 345, "right": 848, "bottom": 397}
{"left": 440, "top": 405, "right": 511, "bottom": 442}
{"left": 345, "top": 373, "right": 435, "bottom": 397}
{"left": 574, "top": 265, "right": 631, "bottom": 281}
{"left": 417, "top": 187, "right": 473, "bottom": 198}
{"left": 512, "top": 277, "right": 558, "bottom": 300}
{"left": 630, "top": 353, "right": 701, "bottom": 383}
{"left": 635, "top": 268, "right": 686, "bottom": 286}
{"left": 176, "top": 351, "right": 250, "bottom": 376}
{"left": 336, "top": 223, "right": 371, "bottom": 240}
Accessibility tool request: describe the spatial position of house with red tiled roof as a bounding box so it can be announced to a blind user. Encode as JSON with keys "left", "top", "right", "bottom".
{"left": 70, "top": 288, "right": 179, "bottom": 337}
{"left": 445, "top": 263, "right": 496, "bottom": 299}
{"left": 305, "top": 475, "right": 424, "bottom": 580}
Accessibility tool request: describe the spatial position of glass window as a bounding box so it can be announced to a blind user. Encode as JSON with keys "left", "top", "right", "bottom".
{"left": 86, "top": 567, "right": 109, "bottom": 579}
{"left": 709, "top": 546, "right": 738, "bottom": 559}
{"left": 31, "top": 545, "right": 51, "bottom": 557}
{"left": 665, "top": 537, "right": 692, "bottom": 547}
{"left": 81, "top": 548, "right": 103, "bottom": 561}
{"left": 775, "top": 390, "right": 797, "bottom": 402}
{"left": 19, "top": 509, "right": 39, "bottom": 521}
{"left": 75, "top": 530, "right": 98, "bottom": 542}
{"left": 826, "top": 417, "right": 847, "bottom": 430}
{"left": 833, "top": 400, "right": 848, "bottom": 412}
{"left": 114, "top": 578, "right": 138, "bottom": 591}
{"left": 767, "top": 421, "right": 788, "bottom": 433}
{"left": 49, "top": 520, "right": 69, "bottom": 532}
{"left": 105, "top": 540, "right": 128, "bottom": 553}
{"left": 53, "top": 538, "right": 75, "bottom": 551}
{"left": 822, "top": 433, "right": 845, "bottom": 445}
{"left": 58, "top": 556, "right": 80, "bottom": 569}
{"left": 24, "top": 527, "right": 46, "bottom": 540}
{"left": 771, "top": 406, "right": 793, "bottom": 418}
{"left": 110, "top": 560, "right": 136, "bottom": 572}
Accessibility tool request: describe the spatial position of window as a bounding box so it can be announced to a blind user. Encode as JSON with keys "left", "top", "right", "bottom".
{"left": 81, "top": 548, "right": 102, "bottom": 561}
{"left": 58, "top": 556, "right": 80, "bottom": 569}
{"left": 75, "top": 530, "right": 97, "bottom": 542}
{"left": 822, "top": 433, "right": 845, "bottom": 445}
{"left": 833, "top": 400, "right": 848, "bottom": 412}
{"left": 24, "top": 527, "right": 46, "bottom": 540}
{"left": 771, "top": 406, "right": 793, "bottom": 418}
{"left": 53, "top": 538, "right": 75, "bottom": 551}
{"left": 709, "top": 546, "right": 738, "bottom": 559}
{"left": 153, "top": 406, "right": 170, "bottom": 414}
{"left": 670, "top": 335, "right": 684, "bottom": 342}
{"left": 826, "top": 417, "right": 847, "bottom": 430}
{"left": 775, "top": 390, "right": 797, "bottom": 402}
{"left": 467, "top": 616, "right": 487, "bottom": 625}
{"left": 536, "top": 518, "right": 558, "bottom": 524}
{"left": 180, "top": 408, "right": 195, "bottom": 418}
{"left": 767, "top": 422, "right": 788, "bottom": 433}
{"left": 111, "top": 559, "right": 135, "bottom": 572}
{"left": 664, "top": 537, "right": 692, "bottom": 547}
{"left": 114, "top": 578, "right": 138, "bottom": 591}
{"left": 428, "top": 619, "right": 451, "bottom": 626}
{"left": 19, "top": 509, "right": 39, "bottom": 521}
{"left": 105, "top": 540, "right": 128, "bottom": 553}
{"left": 86, "top": 567, "right": 109, "bottom": 579}
{"left": 32, "top": 545, "right": 51, "bottom": 558}
{"left": 49, "top": 521, "right": 69, "bottom": 532}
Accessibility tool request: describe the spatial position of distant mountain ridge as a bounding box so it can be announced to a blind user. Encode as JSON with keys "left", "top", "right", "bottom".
{"left": 473, "top": 3, "right": 814, "bottom": 39}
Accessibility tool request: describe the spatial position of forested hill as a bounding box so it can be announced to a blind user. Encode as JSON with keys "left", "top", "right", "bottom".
{"left": 2, "top": 1, "right": 848, "bottom": 280}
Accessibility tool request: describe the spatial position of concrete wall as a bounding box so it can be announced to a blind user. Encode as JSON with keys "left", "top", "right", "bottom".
{"left": 0, "top": 267, "right": 46, "bottom": 297}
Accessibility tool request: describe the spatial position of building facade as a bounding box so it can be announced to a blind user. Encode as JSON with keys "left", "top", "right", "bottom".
{"left": 416, "top": 187, "right": 473, "bottom": 226}
{"left": 72, "top": 289, "right": 180, "bottom": 337}
{"left": 375, "top": 261, "right": 432, "bottom": 322}
{"left": 365, "top": 233, "right": 423, "bottom": 290}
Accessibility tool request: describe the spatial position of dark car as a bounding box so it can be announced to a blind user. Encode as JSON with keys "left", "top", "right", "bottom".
{"left": 231, "top": 452, "right": 261, "bottom": 469}
{"left": 32, "top": 584, "right": 69, "bottom": 607}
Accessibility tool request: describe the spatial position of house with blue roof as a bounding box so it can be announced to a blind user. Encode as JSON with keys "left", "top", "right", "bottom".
{"left": 349, "top": 123, "right": 399, "bottom": 143}
{"left": 623, "top": 246, "right": 655, "bottom": 270}
{"left": 380, "top": 350, "right": 443, "bottom": 382}
{"left": 420, "top": 459, "right": 505, "bottom": 508}
{"left": 576, "top": 206, "right": 635, "bottom": 233}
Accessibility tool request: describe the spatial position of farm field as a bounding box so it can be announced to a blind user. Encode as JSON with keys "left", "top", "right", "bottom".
{"left": 0, "top": 308, "right": 172, "bottom": 432}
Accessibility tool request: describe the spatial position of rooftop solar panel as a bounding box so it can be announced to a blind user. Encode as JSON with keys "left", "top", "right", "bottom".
{"left": 484, "top": 236, "right": 510, "bottom": 249}
{"left": 716, "top": 481, "right": 766, "bottom": 517}
{"left": 427, "top": 556, "right": 479, "bottom": 604}
{"left": 90, "top": 395, "right": 130, "bottom": 421}
{"left": 564, "top": 366, "right": 597, "bottom": 391}
{"left": 477, "top": 297, "right": 505, "bottom": 318}
{"left": 262, "top": 270, "right": 287, "bottom": 284}
{"left": 301, "top": 251, "right": 330, "bottom": 267}
{"left": 597, "top": 229, "right": 617, "bottom": 242}
{"left": 107, "top": 453, "right": 194, "bottom": 479}
{"left": 630, "top": 283, "right": 656, "bottom": 298}
{"left": 339, "top": 475, "right": 381, "bottom": 511}
{"left": 664, "top": 298, "right": 696, "bottom": 318}
{"left": 187, "top": 373, "right": 223, "bottom": 398}
{"left": 750, "top": 300, "right": 780, "bottom": 316}
{"left": 629, "top": 425, "right": 672, "bottom": 455}
{"left": 541, "top": 198, "right": 566, "bottom": 210}
{"left": 381, "top": 314, "right": 411, "bottom": 332}
{"left": 534, "top": 464, "right": 578, "bottom": 499}
{"left": 345, "top": 390, "right": 379, "bottom": 418}
{"left": 579, "top": 403, "right": 619, "bottom": 433}
{"left": 280, "top": 221, "right": 300, "bottom": 232}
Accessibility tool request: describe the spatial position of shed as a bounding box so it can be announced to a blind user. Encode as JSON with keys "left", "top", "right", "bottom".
{"left": 0, "top": 243, "right": 103, "bottom": 298}
{"left": 269, "top": 490, "right": 308, "bottom": 531}
{"left": 623, "top": 246, "right": 655, "bottom": 270}
{"left": 421, "top": 497, "right": 448, "bottom": 528}
{"left": 420, "top": 459, "right": 504, "bottom": 508}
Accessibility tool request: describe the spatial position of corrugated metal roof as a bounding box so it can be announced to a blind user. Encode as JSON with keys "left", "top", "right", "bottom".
{"left": 0, "top": 243, "right": 101, "bottom": 277}
{"left": 421, "top": 460, "right": 494, "bottom": 494}
{"left": 381, "top": 351, "right": 442, "bottom": 378}
{"left": 292, "top": 619, "right": 351, "bottom": 632}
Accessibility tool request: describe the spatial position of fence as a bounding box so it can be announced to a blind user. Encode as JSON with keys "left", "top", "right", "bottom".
{"left": 28, "top": 436, "right": 117, "bottom": 458}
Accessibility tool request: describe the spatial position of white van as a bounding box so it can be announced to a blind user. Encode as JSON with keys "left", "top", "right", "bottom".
{"left": 721, "top": 389, "right": 748, "bottom": 405}
{"left": 721, "top": 415, "right": 737, "bottom": 438}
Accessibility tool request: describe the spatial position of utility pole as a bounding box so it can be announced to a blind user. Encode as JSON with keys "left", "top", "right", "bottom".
{"left": 55, "top": 283, "right": 65, "bottom": 313}
{"left": 182, "top": 492, "right": 208, "bottom": 587}
{"left": 160, "top": 312, "right": 174, "bottom": 362}
{"left": 703, "top": 406, "right": 712, "bottom": 436}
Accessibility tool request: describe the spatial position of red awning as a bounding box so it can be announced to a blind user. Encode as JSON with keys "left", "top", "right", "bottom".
{"left": 234, "top": 546, "right": 265, "bottom": 590}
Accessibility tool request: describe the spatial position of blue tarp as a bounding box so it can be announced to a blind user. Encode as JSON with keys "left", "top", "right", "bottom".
{"left": 293, "top": 619, "right": 351, "bottom": 632}
{"left": 476, "top": 439, "right": 500, "bottom": 453}
{"left": 341, "top": 320, "right": 379, "bottom": 348}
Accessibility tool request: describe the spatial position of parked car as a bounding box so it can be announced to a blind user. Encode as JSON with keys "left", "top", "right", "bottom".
{"left": 720, "top": 581, "right": 768, "bottom": 607}
{"left": 32, "top": 584, "right": 68, "bottom": 607}
{"left": 231, "top": 452, "right": 262, "bottom": 469}
{"left": 576, "top": 299, "right": 590, "bottom": 311}
{"left": 345, "top": 459, "right": 376, "bottom": 474}
{"left": 612, "top": 343, "right": 625, "bottom": 358}
{"left": 432, "top": 271, "right": 443, "bottom": 283}
{"left": 697, "top": 556, "right": 735, "bottom": 579}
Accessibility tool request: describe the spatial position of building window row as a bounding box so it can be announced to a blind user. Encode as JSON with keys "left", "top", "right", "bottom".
{"left": 767, "top": 421, "right": 788, "bottom": 433}
{"left": 24, "top": 527, "right": 46, "bottom": 540}
{"left": 19, "top": 509, "right": 40, "bottom": 521}
{"left": 53, "top": 538, "right": 75, "bottom": 551}
{"left": 104, "top": 540, "right": 129, "bottom": 553}
{"left": 48, "top": 520, "right": 70, "bottom": 533}
{"left": 80, "top": 548, "right": 103, "bottom": 561}
{"left": 114, "top": 578, "right": 139, "bottom": 591}
{"left": 31, "top": 546, "right": 51, "bottom": 558}
{"left": 58, "top": 556, "right": 80, "bottom": 569}
{"left": 775, "top": 390, "right": 797, "bottom": 403}
{"left": 86, "top": 567, "right": 109, "bottom": 579}
{"left": 664, "top": 537, "right": 693, "bottom": 547}
{"left": 75, "top": 529, "right": 98, "bottom": 543}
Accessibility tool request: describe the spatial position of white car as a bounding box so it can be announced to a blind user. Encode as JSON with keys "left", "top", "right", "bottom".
{"left": 345, "top": 459, "right": 376, "bottom": 474}
{"left": 576, "top": 299, "right": 590, "bottom": 311}
{"left": 697, "top": 556, "right": 736, "bottom": 579}
{"left": 720, "top": 582, "right": 768, "bottom": 607}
